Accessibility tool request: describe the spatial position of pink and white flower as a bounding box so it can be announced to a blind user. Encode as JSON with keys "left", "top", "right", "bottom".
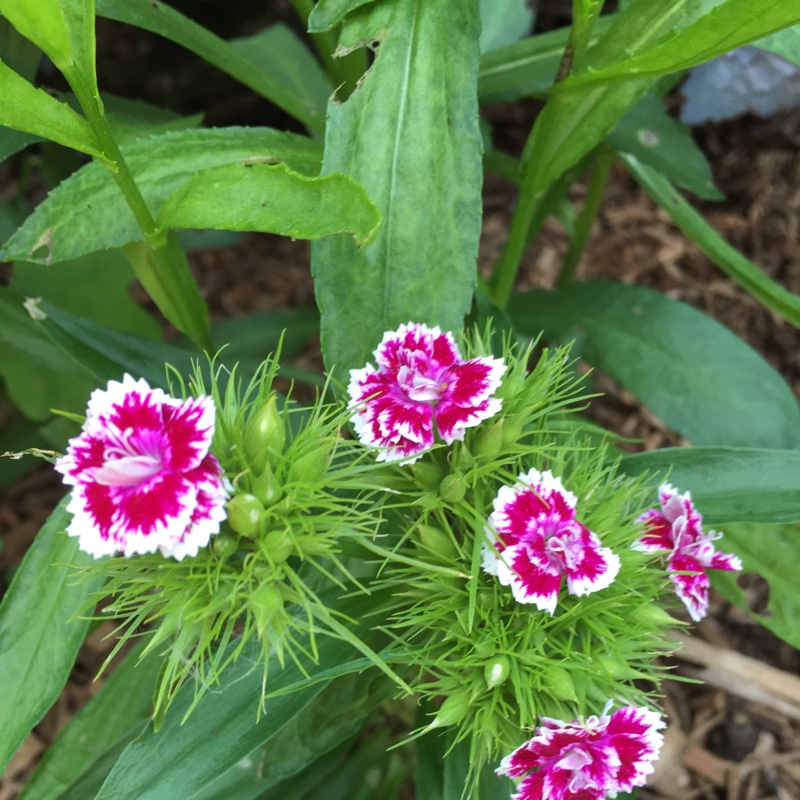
{"left": 55, "top": 375, "right": 229, "bottom": 560}
{"left": 348, "top": 322, "right": 506, "bottom": 463}
{"left": 497, "top": 702, "right": 665, "bottom": 800}
{"left": 482, "top": 469, "right": 620, "bottom": 613}
{"left": 635, "top": 483, "right": 742, "bottom": 621}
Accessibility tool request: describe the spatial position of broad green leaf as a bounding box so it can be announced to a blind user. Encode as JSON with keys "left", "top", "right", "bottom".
{"left": 565, "top": 1, "right": 800, "bottom": 87}
{"left": 28, "top": 299, "right": 195, "bottom": 388}
{"left": 92, "top": 627, "right": 385, "bottom": 799}
{"left": 0, "top": 499, "right": 104, "bottom": 773}
{"left": 608, "top": 96, "right": 722, "bottom": 200}
{"left": 619, "top": 447, "right": 800, "bottom": 524}
{"left": 711, "top": 522, "right": 800, "bottom": 650}
{"left": 756, "top": 23, "right": 800, "bottom": 68}
{"left": 96, "top": 0, "right": 324, "bottom": 133}
{"left": 0, "top": 127, "right": 322, "bottom": 264}
{"left": 508, "top": 282, "right": 800, "bottom": 449}
{"left": 231, "top": 24, "right": 332, "bottom": 120}
{"left": 477, "top": 18, "right": 615, "bottom": 104}
{"left": 479, "top": 0, "right": 534, "bottom": 54}
{"left": 0, "top": 15, "right": 42, "bottom": 80}
{"left": 158, "top": 163, "right": 380, "bottom": 247}
{"left": 307, "top": 0, "right": 379, "bottom": 32}
{"left": 311, "top": 0, "right": 483, "bottom": 376}
{"left": 195, "top": 673, "right": 389, "bottom": 800}
{"left": 623, "top": 155, "right": 800, "bottom": 328}
{"left": 0, "top": 125, "right": 40, "bottom": 163}
{"left": 0, "top": 60, "right": 100, "bottom": 156}
{"left": 19, "top": 642, "right": 161, "bottom": 800}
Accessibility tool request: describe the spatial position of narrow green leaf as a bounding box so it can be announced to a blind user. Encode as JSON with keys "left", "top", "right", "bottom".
{"left": 755, "top": 23, "right": 800, "bottom": 68}
{"left": 508, "top": 282, "right": 800, "bottom": 449}
{"left": 311, "top": 0, "right": 483, "bottom": 376}
{"left": 0, "top": 60, "right": 100, "bottom": 156}
{"left": 0, "top": 125, "right": 40, "bottom": 163}
{"left": 95, "top": 0, "right": 324, "bottom": 133}
{"left": 619, "top": 447, "right": 800, "bottom": 524}
{"left": 0, "top": 128, "right": 322, "bottom": 265}
{"left": 0, "top": 15, "right": 42, "bottom": 81}
{"left": 623, "top": 154, "right": 800, "bottom": 327}
{"left": 28, "top": 299, "right": 196, "bottom": 388}
{"left": 92, "top": 632, "right": 383, "bottom": 799}
{"left": 307, "top": 0, "right": 379, "bottom": 32}
{"left": 0, "top": 499, "right": 104, "bottom": 773}
{"left": 158, "top": 163, "right": 380, "bottom": 247}
{"left": 608, "top": 96, "right": 722, "bottom": 200}
{"left": 231, "top": 24, "right": 332, "bottom": 120}
{"left": 711, "top": 522, "right": 800, "bottom": 651}
{"left": 101, "top": 94, "right": 204, "bottom": 143}
{"left": 19, "top": 642, "right": 161, "bottom": 800}
{"left": 562, "top": 1, "right": 800, "bottom": 88}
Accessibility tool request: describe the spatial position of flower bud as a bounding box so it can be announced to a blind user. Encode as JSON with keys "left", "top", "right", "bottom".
{"left": 430, "top": 690, "right": 471, "bottom": 728}
{"left": 212, "top": 534, "right": 239, "bottom": 559}
{"left": 226, "top": 493, "right": 264, "bottom": 536}
{"left": 296, "top": 535, "right": 330, "bottom": 556}
{"left": 411, "top": 460, "right": 443, "bottom": 491}
{"left": 288, "top": 448, "right": 332, "bottom": 484}
{"left": 439, "top": 473, "right": 467, "bottom": 504}
{"left": 250, "top": 583, "right": 284, "bottom": 632}
{"left": 501, "top": 412, "right": 527, "bottom": 448}
{"left": 252, "top": 463, "right": 283, "bottom": 507}
{"left": 484, "top": 655, "right": 511, "bottom": 689}
{"left": 474, "top": 420, "right": 504, "bottom": 460}
{"left": 243, "top": 396, "right": 285, "bottom": 474}
{"left": 417, "top": 524, "right": 457, "bottom": 561}
{"left": 547, "top": 666, "right": 578, "bottom": 702}
{"left": 596, "top": 654, "right": 628, "bottom": 679}
{"left": 263, "top": 527, "right": 294, "bottom": 563}
{"left": 636, "top": 604, "right": 678, "bottom": 629}
{"left": 456, "top": 444, "right": 474, "bottom": 471}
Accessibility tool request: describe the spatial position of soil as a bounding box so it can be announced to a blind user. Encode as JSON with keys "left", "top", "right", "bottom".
{"left": 2, "top": 4, "right": 800, "bottom": 799}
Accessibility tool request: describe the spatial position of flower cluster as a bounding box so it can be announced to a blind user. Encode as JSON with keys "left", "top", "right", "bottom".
{"left": 498, "top": 703, "right": 665, "bottom": 800}
{"left": 55, "top": 375, "right": 228, "bottom": 559}
{"left": 348, "top": 322, "right": 506, "bottom": 463}
{"left": 482, "top": 469, "right": 620, "bottom": 614}
{"left": 635, "top": 482, "right": 742, "bottom": 621}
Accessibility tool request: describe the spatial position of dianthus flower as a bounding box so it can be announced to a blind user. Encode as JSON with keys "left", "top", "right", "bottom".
{"left": 482, "top": 469, "right": 620, "bottom": 613}
{"left": 55, "top": 375, "right": 229, "bottom": 560}
{"left": 497, "top": 702, "right": 665, "bottom": 800}
{"left": 348, "top": 322, "right": 506, "bottom": 463}
{"left": 635, "top": 482, "right": 742, "bottom": 621}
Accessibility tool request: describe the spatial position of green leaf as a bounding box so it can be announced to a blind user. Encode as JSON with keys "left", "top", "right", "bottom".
{"left": 0, "top": 60, "right": 100, "bottom": 156}
{"left": 307, "top": 0, "right": 379, "bottom": 32}
{"left": 0, "top": 127, "right": 322, "bottom": 264}
{"left": 711, "top": 522, "right": 800, "bottom": 650}
{"left": 311, "top": 0, "right": 483, "bottom": 376}
{"left": 28, "top": 298, "right": 196, "bottom": 388}
{"left": 92, "top": 633, "right": 385, "bottom": 799}
{"left": 619, "top": 447, "right": 800, "bottom": 524}
{"left": 0, "top": 0, "right": 96, "bottom": 85}
{"left": 479, "top": 0, "right": 534, "bottom": 54}
{"left": 101, "top": 94, "right": 204, "bottom": 143}
{"left": 0, "top": 499, "right": 105, "bottom": 773}
{"left": 231, "top": 24, "right": 332, "bottom": 120}
{"left": 95, "top": 0, "right": 325, "bottom": 133}
{"left": 0, "top": 15, "right": 42, "bottom": 81}
{"left": 623, "top": 154, "right": 800, "bottom": 327}
{"left": 564, "top": 0, "right": 800, "bottom": 86}
{"left": 477, "top": 18, "right": 615, "bottom": 104}
{"left": 19, "top": 642, "right": 161, "bottom": 800}
{"left": 755, "top": 23, "right": 800, "bottom": 68}
{"left": 508, "top": 282, "right": 800, "bottom": 449}
{"left": 0, "top": 125, "right": 40, "bottom": 163}
{"left": 158, "top": 163, "right": 380, "bottom": 247}
{"left": 608, "top": 95, "right": 722, "bottom": 200}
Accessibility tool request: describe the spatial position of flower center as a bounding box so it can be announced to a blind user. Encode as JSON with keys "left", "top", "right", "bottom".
{"left": 92, "top": 424, "right": 165, "bottom": 487}
{"left": 397, "top": 365, "right": 448, "bottom": 404}
{"left": 557, "top": 747, "right": 597, "bottom": 791}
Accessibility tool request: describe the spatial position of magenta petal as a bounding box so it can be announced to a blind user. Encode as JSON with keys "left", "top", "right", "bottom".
{"left": 634, "top": 509, "right": 674, "bottom": 552}
{"left": 606, "top": 706, "right": 665, "bottom": 792}
{"left": 560, "top": 528, "right": 621, "bottom": 597}
{"left": 160, "top": 395, "right": 216, "bottom": 472}
{"left": 709, "top": 551, "right": 743, "bottom": 571}
{"left": 434, "top": 396, "right": 501, "bottom": 444}
{"left": 496, "top": 543, "right": 563, "bottom": 613}
{"left": 669, "top": 553, "right": 710, "bottom": 622}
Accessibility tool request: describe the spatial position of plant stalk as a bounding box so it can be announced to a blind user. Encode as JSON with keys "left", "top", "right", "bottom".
{"left": 556, "top": 145, "right": 615, "bottom": 288}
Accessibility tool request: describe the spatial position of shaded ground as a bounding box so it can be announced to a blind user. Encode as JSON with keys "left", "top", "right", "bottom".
{"left": 2, "top": 5, "right": 800, "bottom": 797}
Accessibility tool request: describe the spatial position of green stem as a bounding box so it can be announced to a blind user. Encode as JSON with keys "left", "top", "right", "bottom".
{"left": 70, "top": 75, "right": 212, "bottom": 352}
{"left": 556, "top": 145, "right": 615, "bottom": 288}
{"left": 289, "top": 0, "right": 367, "bottom": 98}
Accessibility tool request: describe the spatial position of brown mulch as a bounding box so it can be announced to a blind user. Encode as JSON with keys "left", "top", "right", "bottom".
{"left": 3, "top": 14, "right": 800, "bottom": 796}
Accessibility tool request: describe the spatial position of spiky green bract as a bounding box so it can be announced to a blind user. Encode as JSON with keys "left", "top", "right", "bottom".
{"left": 74, "top": 355, "right": 408, "bottom": 723}
{"left": 371, "top": 334, "right": 678, "bottom": 785}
